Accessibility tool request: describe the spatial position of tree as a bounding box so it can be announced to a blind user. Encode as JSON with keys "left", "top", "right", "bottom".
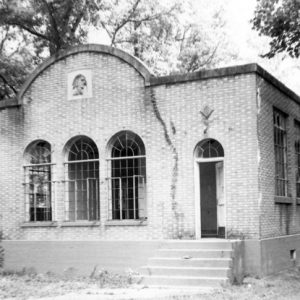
{"left": 252, "top": 0, "right": 300, "bottom": 58}
{"left": 0, "top": 0, "right": 102, "bottom": 55}
{"left": 100, "top": 0, "right": 235, "bottom": 75}
{"left": 0, "top": 26, "right": 33, "bottom": 100}
{"left": 0, "top": 0, "right": 102, "bottom": 100}
{"left": 0, "top": 0, "right": 235, "bottom": 100}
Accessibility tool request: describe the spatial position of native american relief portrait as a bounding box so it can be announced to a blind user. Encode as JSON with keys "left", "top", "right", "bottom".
{"left": 67, "top": 70, "right": 92, "bottom": 100}
{"left": 72, "top": 74, "right": 87, "bottom": 96}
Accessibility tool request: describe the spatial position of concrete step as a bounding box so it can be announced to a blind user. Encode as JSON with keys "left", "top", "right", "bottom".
{"left": 141, "top": 266, "right": 230, "bottom": 277}
{"left": 157, "top": 248, "right": 232, "bottom": 258}
{"left": 138, "top": 240, "right": 234, "bottom": 288}
{"left": 149, "top": 257, "right": 232, "bottom": 268}
{"left": 141, "top": 275, "right": 229, "bottom": 287}
{"left": 161, "top": 240, "right": 232, "bottom": 250}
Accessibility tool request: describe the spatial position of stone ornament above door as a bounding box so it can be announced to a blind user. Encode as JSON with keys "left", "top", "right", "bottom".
{"left": 200, "top": 105, "right": 214, "bottom": 134}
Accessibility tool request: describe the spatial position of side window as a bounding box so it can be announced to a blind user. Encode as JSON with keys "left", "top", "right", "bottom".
{"left": 107, "top": 131, "right": 146, "bottom": 220}
{"left": 295, "top": 121, "right": 300, "bottom": 198}
{"left": 64, "top": 136, "right": 99, "bottom": 221}
{"left": 273, "top": 109, "right": 288, "bottom": 197}
{"left": 24, "top": 141, "right": 52, "bottom": 222}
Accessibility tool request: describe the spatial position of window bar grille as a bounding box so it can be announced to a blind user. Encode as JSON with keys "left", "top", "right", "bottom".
{"left": 23, "top": 166, "right": 53, "bottom": 222}
{"left": 33, "top": 184, "right": 37, "bottom": 222}
{"left": 119, "top": 177, "right": 123, "bottom": 220}
{"left": 107, "top": 177, "right": 123, "bottom": 220}
{"left": 87, "top": 178, "right": 90, "bottom": 221}
{"left": 86, "top": 178, "right": 98, "bottom": 221}
{"left": 133, "top": 175, "right": 136, "bottom": 220}
{"left": 64, "top": 179, "right": 74, "bottom": 221}
{"left": 133, "top": 174, "right": 145, "bottom": 219}
{"left": 23, "top": 163, "right": 55, "bottom": 168}
{"left": 106, "top": 155, "right": 146, "bottom": 161}
{"left": 295, "top": 122, "right": 300, "bottom": 198}
{"left": 64, "top": 177, "right": 99, "bottom": 221}
{"left": 274, "top": 110, "right": 287, "bottom": 196}
{"left": 107, "top": 175, "right": 146, "bottom": 220}
{"left": 75, "top": 180, "right": 78, "bottom": 221}
{"left": 63, "top": 159, "right": 99, "bottom": 164}
{"left": 96, "top": 179, "right": 99, "bottom": 220}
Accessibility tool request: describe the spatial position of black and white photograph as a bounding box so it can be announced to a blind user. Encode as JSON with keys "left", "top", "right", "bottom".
{"left": 1, "top": 0, "right": 300, "bottom": 299}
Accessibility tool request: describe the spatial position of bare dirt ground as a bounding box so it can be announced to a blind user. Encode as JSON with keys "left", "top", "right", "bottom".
{"left": 1, "top": 267, "right": 300, "bottom": 300}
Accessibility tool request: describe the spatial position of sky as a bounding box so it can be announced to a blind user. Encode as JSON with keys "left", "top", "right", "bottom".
{"left": 223, "top": 0, "right": 300, "bottom": 95}
{"left": 89, "top": 0, "right": 300, "bottom": 95}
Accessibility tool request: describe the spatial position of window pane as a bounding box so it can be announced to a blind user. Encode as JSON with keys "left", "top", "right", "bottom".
{"left": 24, "top": 141, "right": 52, "bottom": 222}
{"left": 108, "top": 131, "right": 146, "bottom": 220}
{"left": 195, "top": 139, "right": 224, "bottom": 158}
{"left": 295, "top": 122, "right": 300, "bottom": 197}
{"left": 274, "top": 110, "right": 287, "bottom": 196}
{"left": 65, "top": 137, "right": 99, "bottom": 221}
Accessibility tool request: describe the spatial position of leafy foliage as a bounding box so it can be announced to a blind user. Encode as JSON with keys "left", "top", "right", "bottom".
{"left": 0, "top": 0, "right": 102, "bottom": 100}
{"left": 0, "top": 0, "right": 236, "bottom": 100}
{"left": 0, "top": 0, "right": 101, "bottom": 55}
{"left": 0, "top": 27, "right": 33, "bottom": 100}
{"left": 101, "top": 0, "right": 234, "bottom": 75}
{"left": 252, "top": 0, "right": 300, "bottom": 58}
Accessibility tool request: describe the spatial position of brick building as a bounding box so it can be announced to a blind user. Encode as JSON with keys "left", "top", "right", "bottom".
{"left": 1, "top": 44, "right": 300, "bottom": 283}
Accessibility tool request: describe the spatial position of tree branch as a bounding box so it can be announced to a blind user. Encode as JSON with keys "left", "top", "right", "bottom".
{"left": 5, "top": 20, "right": 50, "bottom": 42}
{"left": 197, "top": 44, "right": 219, "bottom": 69}
{"left": 111, "top": 0, "right": 142, "bottom": 45}
{"left": 40, "top": 0, "right": 61, "bottom": 51}
{"left": 0, "top": 73, "right": 17, "bottom": 95}
{"left": 178, "top": 26, "right": 191, "bottom": 54}
{"left": 0, "top": 26, "right": 10, "bottom": 53}
{"left": 70, "top": 10, "right": 85, "bottom": 35}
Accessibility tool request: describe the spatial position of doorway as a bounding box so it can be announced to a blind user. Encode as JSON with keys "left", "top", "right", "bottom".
{"left": 199, "top": 161, "right": 224, "bottom": 238}
{"left": 194, "top": 139, "right": 225, "bottom": 239}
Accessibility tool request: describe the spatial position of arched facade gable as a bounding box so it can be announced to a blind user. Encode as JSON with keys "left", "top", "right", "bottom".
{"left": 17, "top": 44, "right": 153, "bottom": 103}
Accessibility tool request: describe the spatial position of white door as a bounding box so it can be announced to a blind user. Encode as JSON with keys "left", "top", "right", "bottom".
{"left": 216, "top": 162, "right": 225, "bottom": 228}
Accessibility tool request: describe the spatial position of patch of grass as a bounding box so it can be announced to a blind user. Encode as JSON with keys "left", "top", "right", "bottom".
{"left": 173, "top": 268, "right": 300, "bottom": 300}
{"left": 89, "top": 267, "right": 139, "bottom": 288}
{"left": 0, "top": 267, "right": 138, "bottom": 299}
{"left": 1, "top": 268, "right": 300, "bottom": 300}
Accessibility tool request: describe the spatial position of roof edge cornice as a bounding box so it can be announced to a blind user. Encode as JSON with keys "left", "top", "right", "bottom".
{"left": 149, "top": 63, "right": 300, "bottom": 104}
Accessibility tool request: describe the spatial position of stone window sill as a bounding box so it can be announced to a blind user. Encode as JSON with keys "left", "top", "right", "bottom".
{"left": 61, "top": 221, "right": 100, "bottom": 227}
{"left": 274, "top": 196, "right": 293, "bottom": 204}
{"left": 105, "top": 219, "right": 147, "bottom": 226}
{"left": 21, "top": 222, "right": 58, "bottom": 228}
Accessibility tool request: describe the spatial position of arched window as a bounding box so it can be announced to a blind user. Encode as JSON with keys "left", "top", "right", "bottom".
{"left": 24, "top": 140, "right": 52, "bottom": 222}
{"left": 107, "top": 131, "right": 146, "bottom": 220}
{"left": 64, "top": 136, "right": 99, "bottom": 221}
{"left": 195, "top": 139, "right": 224, "bottom": 158}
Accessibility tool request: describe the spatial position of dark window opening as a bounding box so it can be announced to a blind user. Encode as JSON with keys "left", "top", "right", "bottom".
{"left": 274, "top": 109, "right": 288, "bottom": 196}
{"left": 108, "top": 131, "right": 146, "bottom": 220}
{"left": 24, "top": 141, "right": 52, "bottom": 222}
{"left": 295, "top": 121, "right": 300, "bottom": 198}
{"left": 65, "top": 137, "right": 99, "bottom": 221}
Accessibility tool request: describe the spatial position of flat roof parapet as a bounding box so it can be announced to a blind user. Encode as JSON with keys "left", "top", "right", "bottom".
{"left": 149, "top": 63, "right": 300, "bottom": 105}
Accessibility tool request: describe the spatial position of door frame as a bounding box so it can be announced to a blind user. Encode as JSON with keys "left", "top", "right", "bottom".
{"left": 194, "top": 157, "right": 225, "bottom": 239}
